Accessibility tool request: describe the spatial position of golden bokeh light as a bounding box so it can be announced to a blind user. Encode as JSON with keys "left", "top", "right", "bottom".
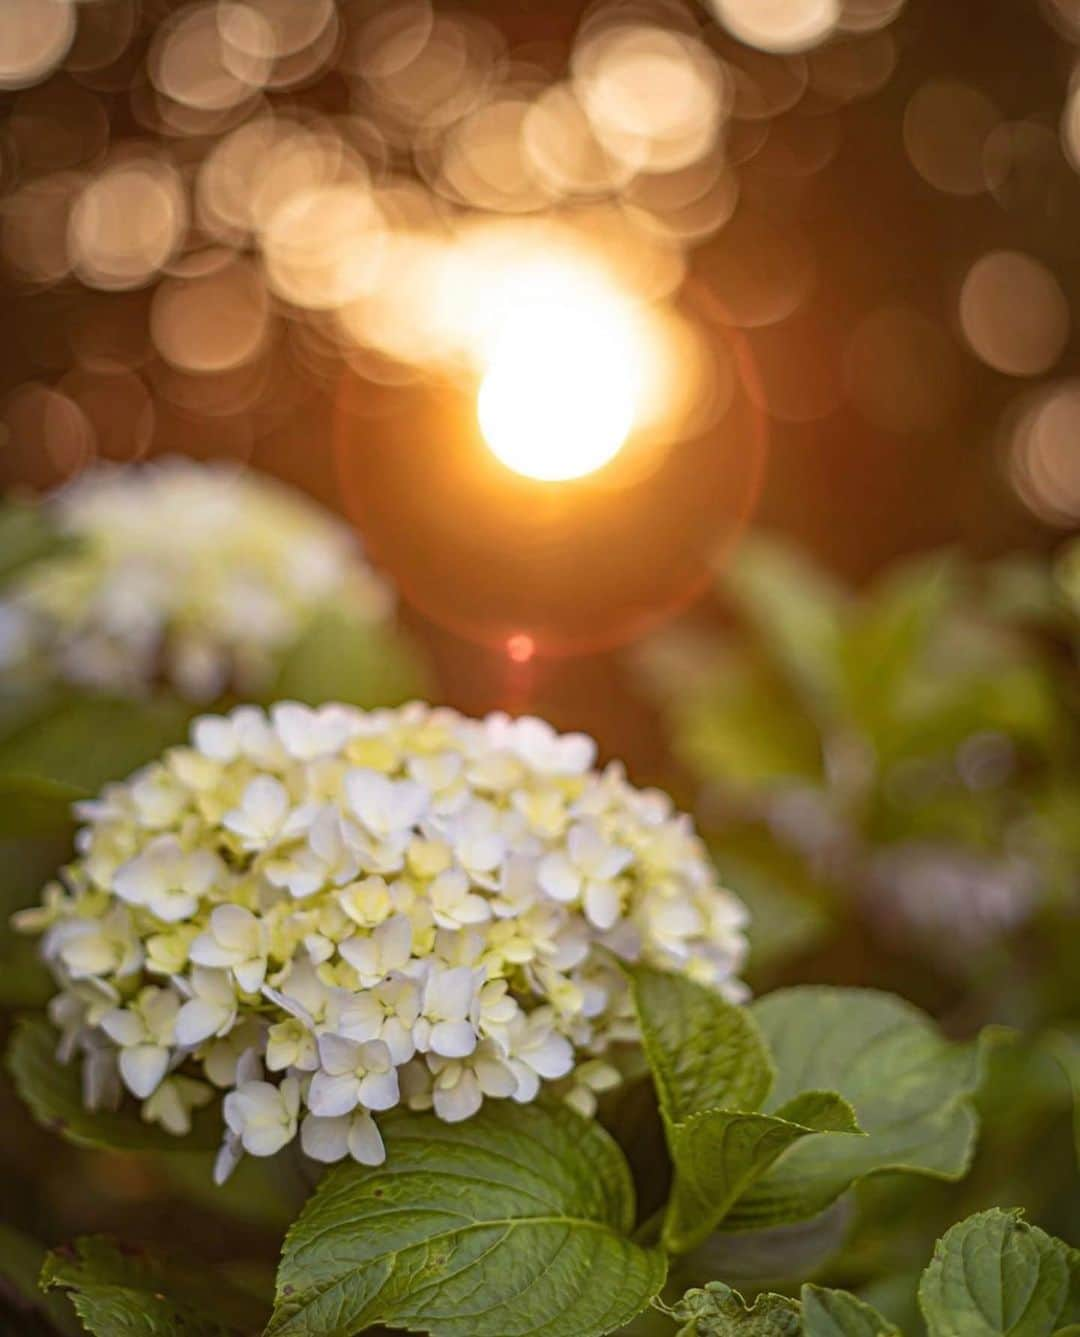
{"left": 708, "top": 0, "right": 840, "bottom": 54}
{"left": 476, "top": 268, "right": 646, "bottom": 482}
{"left": 69, "top": 156, "right": 187, "bottom": 291}
{"left": 1008, "top": 381, "right": 1080, "bottom": 526}
{"left": 959, "top": 250, "right": 1070, "bottom": 377}
{"left": 0, "top": 0, "right": 76, "bottom": 91}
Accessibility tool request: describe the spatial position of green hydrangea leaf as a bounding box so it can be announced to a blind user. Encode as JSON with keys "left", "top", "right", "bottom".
{"left": 626, "top": 967, "right": 861, "bottom": 1253}
{"left": 0, "top": 497, "right": 78, "bottom": 589}
{"left": 0, "top": 695, "right": 193, "bottom": 807}
{"left": 663, "top": 1094, "right": 861, "bottom": 1254}
{"left": 722, "top": 988, "right": 987, "bottom": 1231}
{"left": 665, "top": 1282, "right": 801, "bottom": 1337}
{"left": 801, "top": 1285, "right": 899, "bottom": 1337}
{"left": 627, "top": 965, "right": 774, "bottom": 1121}
{"left": 918, "top": 1210, "right": 1080, "bottom": 1337}
{"left": 0, "top": 1223, "right": 83, "bottom": 1337}
{"left": 271, "top": 606, "right": 429, "bottom": 710}
{"left": 7, "top": 1017, "right": 219, "bottom": 1153}
{"left": 0, "top": 771, "right": 86, "bottom": 837}
{"left": 39, "top": 1236, "right": 267, "bottom": 1336}
{"left": 268, "top": 1102, "right": 666, "bottom": 1337}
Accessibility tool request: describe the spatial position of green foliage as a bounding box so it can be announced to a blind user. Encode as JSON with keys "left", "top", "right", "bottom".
{"left": 0, "top": 691, "right": 194, "bottom": 834}
{"left": 726, "top": 989, "right": 986, "bottom": 1231}
{"left": 722, "top": 537, "right": 848, "bottom": 719}
{"left": 268, "top": 1101, "right": 665, "bottom": 1337}
{"left": 918, "top": 1210, "right": 1080, "bottom": 1337}
{"left": 628, "top": 969, "right": 983, "bottom": 1251}
{"left": 270, "top": 606, "right": 429, "bottom": 710}
{"left": 664, "top": 1096, "right": 861, "bottom": 1254}
{"left": 661, "top": 1281, "right": 801, "bottom": 1337}
{"left": 629, "top": 964, "right": 774, "bottom": 1120}
{"left": 0, "top": 497, "right": 78, "bottom": 590}
{"left": 0, "top": 769, "right": 85, "bottom": 838}
{"left": 665, "top": 655, "right": 823, "bottom": 794}
{"left": 0, "top": 1223, "right": 83, "bottom": 1336}
{"left": 7, "top": 1017, "right": 219, "bottom": 1153}
{"left": 801, "top": 1286, "right": 898, "bottom": 1337}
{"left": 644, "top": 538, "right": 1079, "bottom": 988}
{"left": 39, "top": 1236, "right": 268, "bottom": 1336}
{"left": 658, "top": 1212, "right": 1080, "bottom": 1337}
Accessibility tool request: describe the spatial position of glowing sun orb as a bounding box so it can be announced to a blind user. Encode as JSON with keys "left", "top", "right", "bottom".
{"left": 476, "top": 268, "right": 645, "bottom": 482}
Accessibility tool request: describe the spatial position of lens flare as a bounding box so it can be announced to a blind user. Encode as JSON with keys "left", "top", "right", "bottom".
{"left": 476, "top": 265, "right": 645, "bottom": 482}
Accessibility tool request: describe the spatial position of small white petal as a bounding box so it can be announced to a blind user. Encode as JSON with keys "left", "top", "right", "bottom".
{"left": 193, "top": 716, "right": 238, "bottom": 762}
{"left": 213, "top": 1132, "right": 243, "bottom": 1185}
{"left": 308, "top": 1071, "right": 361, "bottom": 1118}
{"left": 301, "top": 1113, "right": 350, "bottom": 1163}
{"left": 357, "top": 1067, "right": 400, "bottom": 1112}
{"left": 475, "top": 1058, "right": 518, "bottom": 1099}
{"left": 537, "top": 854, "right": 581, "bottom": 904}
{"left": 233, "top": 958, "right": 267, "bottom": 994}
{"left": 347, "top": 1111, "right": 386, "bottom": 1165}
{"left": 584, "top": 881, "right": 621, "bottom": 931}
{"left": 188, "top": 936, "right": 237, "bottom": 969}
{"left": 119, "top": 1044, "right": 169, "bottom": 1099}
{"left": 429, "top": 1020, "right": 478, "bottom": 1059}
{"left": 433, "top": 1072, "right": 482, "bottom": 1123}
{"left": 210, "top": 904, "right": 260, "bottom": 951}
{"left": 175, "top": 998, "right": 231, "bottom": 1046}
{"left": 526, "top": 1033, "right": 575, "bottom": 1080}
{"left": 100, "top": 1009, "right": 145, "bottom": 1047}
{"left": 317, "top": 1032, "right": 361, "bottom": 1075}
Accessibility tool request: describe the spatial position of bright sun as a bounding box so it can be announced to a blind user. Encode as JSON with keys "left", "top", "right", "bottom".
{"left": 476, "top": 266, "right": 644, "bottom": 482}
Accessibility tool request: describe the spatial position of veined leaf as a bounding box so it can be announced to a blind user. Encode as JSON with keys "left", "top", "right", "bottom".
{"left": 40, "top": 1236, "right": 267, "bottom": 1336}
{"left": 626, "top": 967, "right": 861, "bottom": 1253}
{"left": 663, "top": 1282, "right": 801, "bottom": 1337}
{"left": 663, "top": 1094, "right": 861, "bottom": 1254}
{"left": 723, "top": 988, "right": 987, "bottom": 1231}
{"left": 268, "top": 1102, "right": 665, "bottom": 1337}
{"left": 628, "top": 965, "right": 774, "bottom": 1122}
{"left": 7, "top": 1016, "right": 219, "bottom": 1153}
{"left": 918, "top": 1209, "right": 1080, "bottom": 1337}
{"left": 801, "top": 1285, "right": 898, "bottom": 1337}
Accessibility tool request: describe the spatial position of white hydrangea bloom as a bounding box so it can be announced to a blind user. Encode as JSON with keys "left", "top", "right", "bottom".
{"left": 18, "top": 703, "right": 749, "bottom": 1180}
{"left": 1, "top": 457, "right": 391, "bottom": 700}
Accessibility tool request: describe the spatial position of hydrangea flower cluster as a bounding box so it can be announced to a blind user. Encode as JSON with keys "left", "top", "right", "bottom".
{"left": 0, "top": 457, "right": 389, "bottom": 700}
{"left": 16, "top": 703, "right": 748, "bottom": 1180}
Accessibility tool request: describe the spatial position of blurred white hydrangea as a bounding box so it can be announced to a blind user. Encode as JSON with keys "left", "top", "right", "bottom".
{"left": 0, "top": 457, "right": 390, "bottom": 700}
{"left": 16, "top": 702, "right": 749, "bottom": 1179}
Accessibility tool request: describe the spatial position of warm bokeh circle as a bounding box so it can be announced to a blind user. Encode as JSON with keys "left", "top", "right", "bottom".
{"left": 333, "top": 321, "right": 765, "bottom": 656}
